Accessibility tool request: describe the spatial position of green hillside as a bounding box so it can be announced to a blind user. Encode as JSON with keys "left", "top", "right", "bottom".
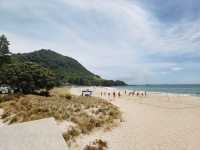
{"left": 11, "top": 49, "right": 126, "bottom": 86}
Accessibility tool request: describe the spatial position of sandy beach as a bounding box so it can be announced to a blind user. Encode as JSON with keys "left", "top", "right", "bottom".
{"left": 70, "top": 86, "right": 200, "bottom": 150}
{"left": 0, "top": 109, "right": 4, "bottom": 127}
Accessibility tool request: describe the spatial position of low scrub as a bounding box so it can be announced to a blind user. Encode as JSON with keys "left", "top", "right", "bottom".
{"left": 0, "top": 94, "right": 22, "bottom": 104}
{"left": 63, "top": 126, "right": 81, "bottom": 142}
{"left": 84, "top": 139, "right": 108, "bottom": 150}
{"left": 0, "top": 89, "right": 121, "bottom": 143}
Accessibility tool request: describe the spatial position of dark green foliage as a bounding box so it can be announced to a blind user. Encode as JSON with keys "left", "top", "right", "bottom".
{"left": 11, "top": 49, "right": 127, "bottom": 86}
{"left": 0, "top": 34, "right": 11, "bottom": 66}
{"left": 0, "top": 62, "right": 56, "bottom": 94}
{"left": 0, "top": 34, "right": 10, "bottom": 55}
{"left": 12, "top": 49, "right": 96, "bottom": 81}
{"left": 0, "top": 55, "right": 11, "bottom": 67}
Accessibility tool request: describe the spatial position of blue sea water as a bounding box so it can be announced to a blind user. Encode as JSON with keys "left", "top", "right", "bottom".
{"left": 115, "top": 84, "right": 200, "bottom": 96}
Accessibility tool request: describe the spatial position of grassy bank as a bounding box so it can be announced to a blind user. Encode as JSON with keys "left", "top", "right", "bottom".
{"left": 0, "top": 87, "right": 122, "bottom": 143}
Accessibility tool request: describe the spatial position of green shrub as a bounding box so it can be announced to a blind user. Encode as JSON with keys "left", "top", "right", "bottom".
{"left": 0, "top": 62, "right": 56, "bottom": 94}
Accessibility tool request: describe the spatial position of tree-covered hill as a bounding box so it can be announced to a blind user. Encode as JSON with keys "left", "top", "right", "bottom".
{"left": 11, "top": 49, "right": 127, "bottom": 86}
{"left": 0, "top": 35, "right": 57, "bottom": 94}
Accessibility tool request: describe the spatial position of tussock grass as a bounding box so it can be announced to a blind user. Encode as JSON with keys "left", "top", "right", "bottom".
{"left": 0, "top": 94, "right": 22, "bottom": 103}
{"left": 84, "top": 139, "right": 108, "bottom": 150}
{"left": 0, "top": 87, "right": 121, "bottom": 143}
{"left": 63, "top": 126, "right": 81, "bottom": 142}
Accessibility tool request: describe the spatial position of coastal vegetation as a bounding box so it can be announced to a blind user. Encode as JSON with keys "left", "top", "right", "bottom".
{"left": 11, "top": 49, "right": 126, "bottom": 86}
{"left": 0, "top": 35, "right": 57, "bottom": 94}
{"left": 0, "top": 34, "right": 126, "bottom": 91}
{"left": 83, "top": 139, "right": 108, "bottom": 150}
{"left": 0, "top": 34, "right": 123, "bottom": 146}
{"left": 0, "top": 87, "right": 122, "bottom": 143}
{"left": 0, "top": 62, "right": 56, "bottom": 94}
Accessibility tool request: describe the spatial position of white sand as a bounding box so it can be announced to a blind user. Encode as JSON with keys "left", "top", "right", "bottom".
{"left": 0, "top": 109, "right": 5, "bottom": 127}
{"left": 70, "top": 87, "right": 200, "bottom": 150}
{"left": 0, "top": 118, "right": 68, "bottom": 150}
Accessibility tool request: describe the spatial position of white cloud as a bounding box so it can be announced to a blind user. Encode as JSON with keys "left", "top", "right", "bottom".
{"left": 171, "top": 67, "right": 183, "bottom": 71}
{"left": 60, "top": 0, "right": 200, "bottom": 55}
{"left": 1, "top": 0, "right": 200, "bottom": 83}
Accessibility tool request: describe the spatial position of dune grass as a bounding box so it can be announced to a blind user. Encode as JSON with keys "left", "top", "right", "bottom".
{"left": 0, "top": 87, "right": 121, "bottom": 143}
{"left": 84, "top": 139, "right": 108, "bottom": 150}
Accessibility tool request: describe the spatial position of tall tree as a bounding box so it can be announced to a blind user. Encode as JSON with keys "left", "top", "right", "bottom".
{"left": 0, "top": 34, "right": 11, "bottom": 66}
{"left": 0, "top": 34, "right": 10, "bottom": 55}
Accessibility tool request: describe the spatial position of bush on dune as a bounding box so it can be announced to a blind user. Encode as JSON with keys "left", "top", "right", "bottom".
{"left": 84, "top": 139, "right": 108, "bottom": 150}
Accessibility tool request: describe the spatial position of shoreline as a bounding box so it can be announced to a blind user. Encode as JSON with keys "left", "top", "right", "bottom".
{"left": 72, "top": 85, "right": 200, "bottom": 97}
{"left": 69, "top": 86, "right": 200, "bottom": 150}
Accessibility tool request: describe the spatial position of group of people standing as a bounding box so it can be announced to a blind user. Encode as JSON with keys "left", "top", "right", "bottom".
{"left": 128, "top": 91, "right": 147, "bottom": 96}
{"left": 100, "top": 91, "right": 121, "bottom": 98}
{"left": 100, "top": 90, "right": 147, "bottom": 99}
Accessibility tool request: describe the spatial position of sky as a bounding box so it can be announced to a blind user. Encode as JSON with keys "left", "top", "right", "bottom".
{"left": 0, "top": 0, "right": 200, "bottom": 84}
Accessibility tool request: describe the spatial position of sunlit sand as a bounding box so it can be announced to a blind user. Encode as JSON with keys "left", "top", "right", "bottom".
{"left": 70, "top": 86, "right": 200, "bottom": 150}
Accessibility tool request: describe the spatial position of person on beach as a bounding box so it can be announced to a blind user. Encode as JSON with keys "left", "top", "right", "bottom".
{"left": 113, "top": 92, "right": 116, "bottom": 99}
{"left": 101, "top": 92, "right": 103, "bottom": 97}
{"left": 132, "top": 91, "right": 135, "bottom": 96}
{"left": 108, "top": 92, "right": 111, "bottom": 98}
{"left": 125, "top": 90, "right": 126, "bottom": 95}
{"left": 118, "top": 92, "right": 121, "bottom": 97}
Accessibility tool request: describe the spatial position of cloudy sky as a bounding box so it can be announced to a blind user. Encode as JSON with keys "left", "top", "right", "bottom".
{"left": 0, "top": 0, "right": 200, "bottom": 84}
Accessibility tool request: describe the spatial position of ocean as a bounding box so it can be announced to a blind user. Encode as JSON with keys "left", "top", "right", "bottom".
{"left": 115, "top": 84, "right": 200, "bottom": 96}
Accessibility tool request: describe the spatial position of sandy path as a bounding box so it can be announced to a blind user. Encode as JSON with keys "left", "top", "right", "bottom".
{"left": 70, "top": 87, "right": 200, "bottom": 150}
